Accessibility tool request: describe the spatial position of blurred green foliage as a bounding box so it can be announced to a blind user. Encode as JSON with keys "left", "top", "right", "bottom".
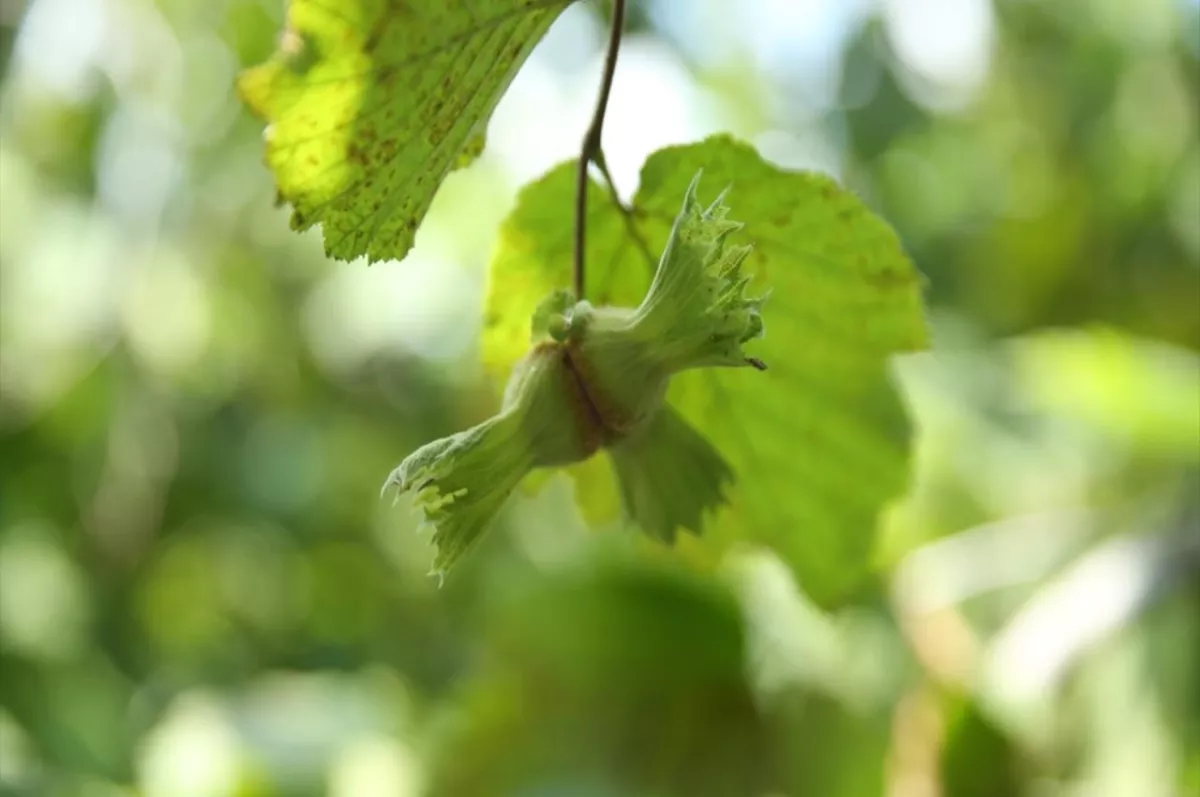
{"left": 1, "top": 1, "right": 1197, "bottom": 796}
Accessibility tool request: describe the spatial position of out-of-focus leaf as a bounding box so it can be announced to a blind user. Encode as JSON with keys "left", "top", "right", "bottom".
{"left": 423, "top": 555, "right": 774, "bottom": 797}
{"left": 483, "top": 135, "right": 928, "bottom": 605}
{"left": 772, "top": 691, "right": 891, "bottom": 797}
{"left": 1010, "top": 328, "right": 1200, "bottom": 458}
{"left": 940, "top": 698, "right": 1024, "bottom": 797}
{"left": 1144, "top": 579, "right": 1200, "bottom": 797}
{"left": 238, "top": 0, "right": 573, "bottom": 263}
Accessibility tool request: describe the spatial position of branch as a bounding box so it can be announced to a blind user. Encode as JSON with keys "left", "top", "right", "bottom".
{"left": 574, "top": 0, "right": 626, "bottom": 301}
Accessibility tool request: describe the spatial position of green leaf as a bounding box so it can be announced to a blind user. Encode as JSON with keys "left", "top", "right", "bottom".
{"left": 484, "top": 135, "right": 928, "bottom": 605}
{"left": 423, "top": 554, "right": 775, "bottom": 797}
{"left": 238, "top": 0, "right": 573, "bottom": 263}
{"left": 940, "top": 698, "right": 1024, "bottom": 797}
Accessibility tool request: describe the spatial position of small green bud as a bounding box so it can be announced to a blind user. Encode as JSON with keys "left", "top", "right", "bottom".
{"left": 384, "top": 173, "right": 767, "bottom": 578}
{"left": 531, "top": 289, "right": 576, "bottom": 343}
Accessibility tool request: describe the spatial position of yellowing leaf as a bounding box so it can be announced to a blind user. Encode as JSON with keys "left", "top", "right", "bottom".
{"left": 239, "top": 0, "right": 573, "bottom": 263}
{"left": 484, "top": 135, "right": 929, "bottom": 605}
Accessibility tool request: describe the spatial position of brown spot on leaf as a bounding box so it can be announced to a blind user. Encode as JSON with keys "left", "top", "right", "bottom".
{"left": 364, "top": 14, "right": 391, "bottom": 51}
{"left": 864, "top": 268, "right": 912, "bottom": 290}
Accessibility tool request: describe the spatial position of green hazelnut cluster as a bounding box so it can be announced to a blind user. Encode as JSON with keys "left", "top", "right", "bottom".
{"left": 383, "top": 173, "right": 768, "bottom": 579}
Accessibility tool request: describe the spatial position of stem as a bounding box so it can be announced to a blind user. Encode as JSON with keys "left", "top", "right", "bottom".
{"left": 574, "top": 0, "right": 626, "bottom": 301}
{"left": 595, "top": 154, "right": 657, "bottom": 272}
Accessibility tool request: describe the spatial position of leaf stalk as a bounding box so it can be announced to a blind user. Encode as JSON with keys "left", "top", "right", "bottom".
{"left": 574, "top": 0, "right": 626, "bottom": 301}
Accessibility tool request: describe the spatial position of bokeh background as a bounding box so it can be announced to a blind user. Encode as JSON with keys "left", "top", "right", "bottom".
{"left": 1, "top": 0, "right": 1198, "bottom": 795}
